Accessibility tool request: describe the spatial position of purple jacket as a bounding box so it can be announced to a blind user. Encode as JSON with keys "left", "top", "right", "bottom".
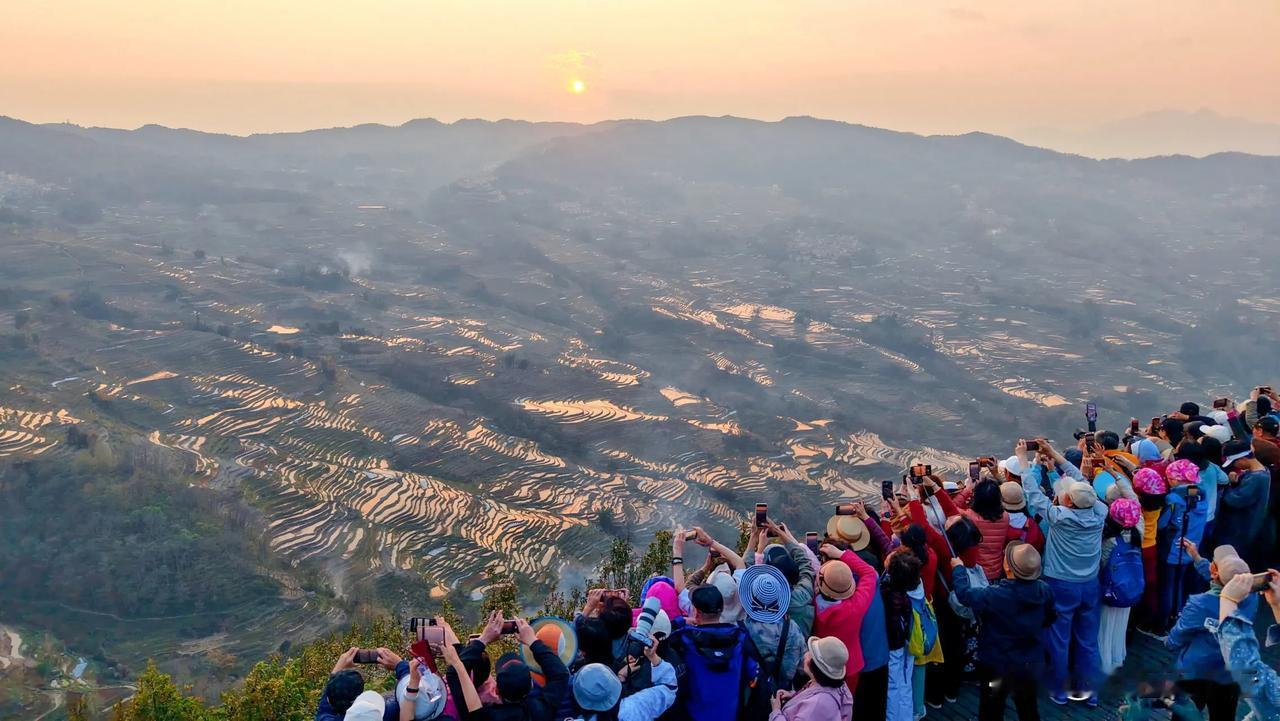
{"left": 768, "top": 682, "right": 853, "bottom": 721}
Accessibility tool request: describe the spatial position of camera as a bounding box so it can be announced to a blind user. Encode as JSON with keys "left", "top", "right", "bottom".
{"left": 354, "top": 649, "right": 380, "bottom": 664}
{"left": 1023, "top": 439, "right": 1040, "bottom": 452}
{"left": 627, "top": 596, "right": 662, "bottom": 657}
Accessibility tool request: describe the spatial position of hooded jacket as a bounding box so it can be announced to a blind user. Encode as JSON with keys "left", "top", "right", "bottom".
{"left": 950, "top": 569, "right": 1056, "bottom": 675}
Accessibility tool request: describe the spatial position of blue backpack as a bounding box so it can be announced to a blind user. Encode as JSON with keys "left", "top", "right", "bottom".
{"left": 1101, "top": 537, "right": 1145, "bottom": 607}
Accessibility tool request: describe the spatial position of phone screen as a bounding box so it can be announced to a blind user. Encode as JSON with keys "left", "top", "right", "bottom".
{"left": 968, "top": 462, "right": 980, "bottom": 482}
{"left": 881, "top": 480, "right": 894, "bottom": 500}
{"left": 754, "top": 503, "right": 768, "bottom": 528}
{"left": 805, "top": 532, "right": 819, "bottom": 553}
{"left": 500, "top": 621, "right": 518, "bottom": 635}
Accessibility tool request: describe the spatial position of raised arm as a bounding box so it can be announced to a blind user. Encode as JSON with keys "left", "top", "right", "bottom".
{"left": 672, "top": 529, "right": 687, "bottom": 592}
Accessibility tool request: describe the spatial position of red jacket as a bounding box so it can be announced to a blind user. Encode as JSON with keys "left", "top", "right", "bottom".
{"left": 812, "top": 549, "right": 879, "bottom": 687}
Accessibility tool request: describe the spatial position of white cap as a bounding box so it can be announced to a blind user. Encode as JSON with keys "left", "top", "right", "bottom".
{"left": 345, "top": 691, "right": 386, "bottom": 721}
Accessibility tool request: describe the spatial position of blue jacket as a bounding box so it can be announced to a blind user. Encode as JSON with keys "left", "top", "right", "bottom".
{"left": 858, "top": 581, "right": 890, "bottom": 672}
{"left": 1212, "top": 611, "right": 1280, "bottom": 721}
{"left": 1161, "top": 486, "right": 1208, "bottom": 565}
{"left": 315, "top": 661, "right": 410, "bottom": 721}
{"left": 1022, "top": 464, "right": 1108, "bottom": 582}
{"left": 1166, "top": 590, "right": 1258, "bottom": 684}
{"left": 951, "top": 568, "right": 1056, "bottom": 675}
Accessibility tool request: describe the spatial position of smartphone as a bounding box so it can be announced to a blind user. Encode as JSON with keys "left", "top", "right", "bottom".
{"left": 977, "top": 456, "right": 997, "bottom": 468}
{"left": 909, "top": 463, "right": 931, "bottom": 479}
{"left": 1024, "top": 439, "right": 1040, "bottom": 452}
{"left": 1252, "top": 572, "right": 1273, "bottom": 593}
{"left": 1259, "top": 386, "right": 1273, "bottom": 395}
{"left": 684, "top": 530, "right": 698, "bottom": 541}
{"left": 805, "top": 531, "right": 820, "bottom": 554}
{"left": 880, "top": 480, "right": 895, "bottom": 500}
{"left": 754, "top": 502, "right": 768, "bottom": 528}
{"left": 354, "top": 649, "right": 380, "bottom": 664}
{"left": 1213, "top": 398, "right": 1230, "bottom": 410}
{"left": 409, "top": 617, "right": 439, "bottom": 641}
{"left": 500, "top": 620, "right": 519, "bottom": 635}
{"left": 1085, "top": 402, "right": 1098, "bottom": 423}
{"left": 1084, "top": 432, "right": 1096, "bottom": 453}
{"left": 835, "top": 502, "right": 858, "bottom": 516}
{"left": 968, "top": 462, "right": 981, "bottom": 483}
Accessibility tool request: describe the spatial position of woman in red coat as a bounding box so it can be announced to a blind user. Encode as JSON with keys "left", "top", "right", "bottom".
{"left": 812, "top": 542, "right": 880, "bottom": 692}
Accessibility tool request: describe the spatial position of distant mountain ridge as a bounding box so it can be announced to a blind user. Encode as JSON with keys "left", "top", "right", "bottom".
{"left": 1017, "top": 109, "right": 1280, "bottom": 159}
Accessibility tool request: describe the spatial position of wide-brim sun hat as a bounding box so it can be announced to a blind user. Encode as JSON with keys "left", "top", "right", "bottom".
{"left": 738, "top": 564, "right": 791, "bottom": 624}
{"left": 818, "top": 559, "right": 854, "bottom": 600}
{"left": 397, "top": 669, "right": 448, "bottom": 720}
{"left": 824, "top": 515, "right": 870, "bottom": 551}
{"left": 520, "top": 617, "right": 577, "bottom": 678}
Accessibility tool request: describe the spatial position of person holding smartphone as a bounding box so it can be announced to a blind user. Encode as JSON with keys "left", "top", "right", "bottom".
{"left": 1016, "top": 438, "right": 1108, "bottom": 706}
{"left": 1213, "top": 568, "right": 1280, "bottom": 721}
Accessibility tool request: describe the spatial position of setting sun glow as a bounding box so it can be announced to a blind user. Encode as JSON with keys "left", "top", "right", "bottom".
{"left": 570, "top": 79, "right": 586, "bottom": 95}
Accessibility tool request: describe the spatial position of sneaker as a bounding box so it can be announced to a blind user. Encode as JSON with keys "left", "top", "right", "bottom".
{"left": 944, "top": 695, "right": 958, "bottom": 704}
{"left": 1067, "top": 690, "right": 1090, "bottom": 702}
{"left": 1085, "top": 693, "right": 1099, "bottom": 708}
{"left": 1049, "top": 692, "right": 1070, "bottom": 706}
{"left": 1135, "top": 627, "right": 1168, "bottom": 642}
{"left": 926, "top": 700, "right": 942, "bottom": 709}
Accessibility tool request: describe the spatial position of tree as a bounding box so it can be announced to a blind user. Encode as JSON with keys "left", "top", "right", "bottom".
{"left": 111, "top": 661, "right": 206, "bottom": 721}
{"left": 214, "top": 658, "right": 310, "bottom": 721}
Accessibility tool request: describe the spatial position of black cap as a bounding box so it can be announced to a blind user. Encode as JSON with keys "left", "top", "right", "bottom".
{"left": 1259, "top": 416, "right": 1279, "bottom": 436}
{"left": 495, "top": 653, "right": 532, "bottom": 702}
{"left": 1180, "top": 402, "right": 1201, "bottom": 417}
{"left": 324, "top": 669, "right": 364, "bottom": 714}
{"left": 1184, "top": 421, "right": 1206, "bottom": 440}
{"left": 690, "top": 585, "right": 724, "bottom": 615}
{"left": 1223, "top": 438, "right": 1254, "bottom": 466}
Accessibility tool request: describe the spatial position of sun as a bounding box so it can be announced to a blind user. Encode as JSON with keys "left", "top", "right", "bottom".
{"left": 570, "top": 79, "right": 586, "bottom": 94}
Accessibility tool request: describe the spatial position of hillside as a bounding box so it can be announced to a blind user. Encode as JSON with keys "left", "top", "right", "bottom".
{"left": 2, "top": 112, "right": 1279, "bottom": 716}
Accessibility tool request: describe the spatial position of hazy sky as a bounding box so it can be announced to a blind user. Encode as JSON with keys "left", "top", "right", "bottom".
{"left": 3, "top": 0, "right": 1278, "bottom": 136}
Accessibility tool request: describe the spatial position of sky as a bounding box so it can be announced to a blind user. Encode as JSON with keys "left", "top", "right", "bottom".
{"left": 2, "top": 0, "right": 1278, "bottom": 137}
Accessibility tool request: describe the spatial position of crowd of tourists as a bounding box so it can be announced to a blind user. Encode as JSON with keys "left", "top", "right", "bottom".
{"left": 318, "top": 387, "right": 1280, "bottom": 721}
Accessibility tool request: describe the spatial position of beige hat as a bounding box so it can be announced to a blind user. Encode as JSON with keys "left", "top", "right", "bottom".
{"left": 1067, "top": 481, "right": 1097, "bottom": 509}
{"left": 1000, "top": 482, "right": 1025, "bottom": 511}
{"left": 825, "top": 515, "right": 870, "bottom": 552}
{"left": 1005, "top": 542, "right": 1042, "bottom": 581}
{"left": 807, "top": 636, "right": 849, "bottom": 680}
{"left": 818, "top": 560, "right": 855, "bottom": 600}
{"left": 1212, "top": 545, "right": 1250, "bottom": 582}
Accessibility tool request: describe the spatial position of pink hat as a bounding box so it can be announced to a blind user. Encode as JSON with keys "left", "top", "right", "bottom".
{"left": 1165, "top": 459, "right": 1201, "bottom": 486}
{"left": 632, "top": 579, "right": 682, "bottom": 624}
{"left": 1132, "top": 467, "right": 1167, "bottom": 495}
{"left": 1108, "top": 497, "right": 1142, "bottom": 528}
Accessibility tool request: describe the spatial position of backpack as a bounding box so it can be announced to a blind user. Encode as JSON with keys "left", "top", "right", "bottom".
{"left": 741, "top": 618, "right": 790, "bottom": 721}
{"left": 1101, "top": 536, "right": 1145, "bottom": 607}
{"left": 669, "top": 623, "right": 755, "bottom": 721}
{"left": 907, "top": 594, "right": 942, "bottom": 663}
